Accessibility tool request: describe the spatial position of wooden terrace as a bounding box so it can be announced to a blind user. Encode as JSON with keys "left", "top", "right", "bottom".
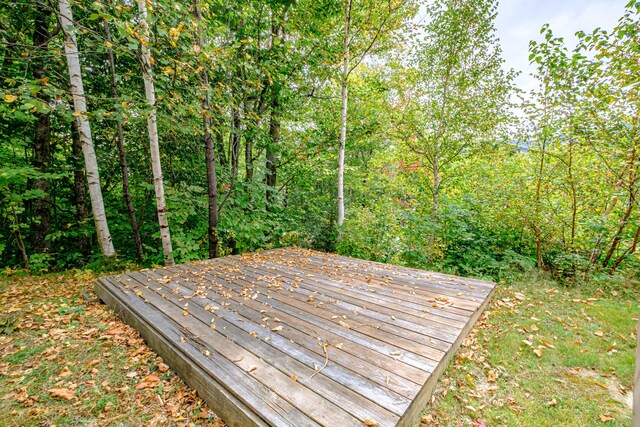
{"left": 94, "top": 247, "right": 495, "bottom": 427}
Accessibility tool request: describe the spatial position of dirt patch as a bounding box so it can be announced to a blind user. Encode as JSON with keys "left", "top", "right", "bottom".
{"left": 569, "top": 367, "right": 632, "bottom": 410}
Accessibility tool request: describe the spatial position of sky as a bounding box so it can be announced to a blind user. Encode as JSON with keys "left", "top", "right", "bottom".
{"left": 494, "top": 0, "right": 624, "bottom": 93}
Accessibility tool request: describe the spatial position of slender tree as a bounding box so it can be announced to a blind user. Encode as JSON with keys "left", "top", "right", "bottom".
{"left": 59, "top": 0, "right": 115, "bottom": 257}
{"left": 31, "top": 1, "right": 55, "bottom": 253}
{"left": 104, "top": 19, "right": 144, "bottom": 262}
{"left": 193, "top": 0, "right": 219, "bottom": 259}
{"left": 137, "top": 0, "right": 173, "bottom": 265}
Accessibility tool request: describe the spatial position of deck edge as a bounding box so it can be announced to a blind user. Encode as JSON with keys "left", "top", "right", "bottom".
{"left": 394, "top": 284, "right": 497, "bottom": 427}
{"left": 94, "top": 278, "right": 270, "bottom": 427}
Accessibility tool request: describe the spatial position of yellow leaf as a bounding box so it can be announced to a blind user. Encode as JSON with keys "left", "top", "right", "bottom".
{"left": 363, "top": 417, "right": 379, "bottom": 426}
{"left": 4, "top": 94, "right": 17, "bottom": 103}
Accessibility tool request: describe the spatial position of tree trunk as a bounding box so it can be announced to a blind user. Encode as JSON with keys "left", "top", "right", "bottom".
{"left": 533, "top": 135, "right": 547, "bottom": 269}
{"left": 602, "top": 148, "right": 637, "bottom": 269}
{"left": 337, "top": 0, "right": 352, "bottom": 228}
{"left": 266, "top": 92, "right": 280, "bottom": 210}
{"left": 59, "top": 0, "right": 115, "bottom": 257}
{"left": 71, "top": 119, "right": 90, "bottom": 256}
{"left": 193, "top": 0, "right": 219, "bottom": 259}
{"left": 610, "top": 224, "right": 640, "bottom": 273}
{"left": 137, "top": 0, "right": 173, "bottom": 266}
{"left": 104, "top": 19, "right": 144, "bottom": 263}
{"left": 31, "top": 2, "right": 53, "bottom": 253}
{"left": 216, "top": 125, "right": 227, "bottom": 167}
{"left": 602, "top": 190, "right": 636, "bottom": 269}
{"left": 230, "top": 106, "right": 241, "bottom": 186}
{"left": 265, "top": 18, "right": 283, "bottom": 210}
{"left": 11, "top": 204, "right": 29, "bottom": 268}
{"left": 589, "top": 193, "right": 619, "bottom": 265}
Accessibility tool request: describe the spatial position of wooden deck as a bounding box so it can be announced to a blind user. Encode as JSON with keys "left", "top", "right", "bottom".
{"left": 94, "top": 247, "right": 495, "bottom": 427}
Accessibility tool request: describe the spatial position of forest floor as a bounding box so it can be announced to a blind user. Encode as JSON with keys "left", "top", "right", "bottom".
{"left": 0, "top": 268, "right": 637, "bottom": 427}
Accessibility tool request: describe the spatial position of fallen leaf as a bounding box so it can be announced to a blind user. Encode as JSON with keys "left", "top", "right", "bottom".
{"left": 530, "top": 324, "right": 539, "bottom": 332}
{"left": 533, "top": 348, "right": 542, "bottom": 357}
{"left": 514, "top": 292, "right": 526, "bottom": 301}
{"left": 271, "top": 326, "right": 283, "bottom": 332}
{"left": 157, "top": 363, "right": 169, "bottom": 373}
{"left": 540, "top": 340, "right": 555, "bottom": 349}
{"left": 135, "top": 374, "right": 160, "bottom": 390}
{"left": 546, "top": 398, "right": 557, "bottom": 406}
{"left": 338, "top": 320, "right": 350, "bottom": 329}
{"left": 49, "top": 388, "right": 75, "bottom": 400}
{"left": 594, "top": 331, "right": 605, "bottom": 337}
{"left": 290, "top": 375, "right": 298, "bottom": 381}
{"left": 600, "top": 413, "right": 614, "bottom": 422}
{"left": 363, "top": 417, "right": 379, "bottom": 426}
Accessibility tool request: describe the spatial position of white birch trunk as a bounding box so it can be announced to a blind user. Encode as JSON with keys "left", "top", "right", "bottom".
{"left": 59, "top": 0, "right": 115, "bottom": 257}
{"left": 337, "top": 0, "right": 352, "bottom": 229}
{"left": 137, "top": 0, "right": 174, "bottom": 266}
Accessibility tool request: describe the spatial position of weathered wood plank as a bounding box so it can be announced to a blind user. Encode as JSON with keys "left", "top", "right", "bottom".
{"left": 95, "top": 247, "right": 496, "bottom": 427}
{"left": 219, "top": 257, "right": 462, "bottom": 346}
{"left": 291, "top": 253, "right": 488, "bottom": 305}
{"left": 395, "top": 285, "right": 496, "bottom": 427}
{"left": 94, "top": 278, "right": 312, "bottom": 427}
{"left": 133, "top": 269, "right": 409, "bottom": 422}
{"left": 106, "top": 274, "right": 365, "bottom": 427}
{"left": 215, "top": 256, "right": 470, "bottom": 327}
{"left": 161, "top": 262, "right": 435, "bottom": 379}
{"left": 295, "top": 251, "right": 493, "bottom": 297}
{"left": 154, "top": 264, "right": 424, "bottom": 398}
{"left": 185, "top": 260, "right": 439, "bottom": 373}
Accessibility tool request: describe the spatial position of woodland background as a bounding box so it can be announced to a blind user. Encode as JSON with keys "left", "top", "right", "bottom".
{"left": 1, "top": 0, "right": 639, "bottom": 284}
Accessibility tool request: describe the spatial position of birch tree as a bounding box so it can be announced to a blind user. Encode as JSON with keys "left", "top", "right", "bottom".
{"left": 137, "top": 0, "right": 173, "bottom": 266}
{"left": 58, "top": 0, "right": 115, "bottom": 257}
{"left": 336, "top": 0, "right": 410, "bottom": 229}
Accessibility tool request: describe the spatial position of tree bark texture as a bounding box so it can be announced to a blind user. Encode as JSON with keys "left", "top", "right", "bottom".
{"left": 137, "top": 0, "right": 174, "bottom": 266}
{"left": 59, "top": 0, "right": 115, "bottom": 257}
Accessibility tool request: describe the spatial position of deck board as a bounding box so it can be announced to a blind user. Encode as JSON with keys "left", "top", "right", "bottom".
{"left": 95, "top": 247, "right": 495, "bottom": 427}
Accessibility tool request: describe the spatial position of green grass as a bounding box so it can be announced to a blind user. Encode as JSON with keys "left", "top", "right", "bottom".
{"left": 422, "top": 272, "right": 638, "bottom": 426}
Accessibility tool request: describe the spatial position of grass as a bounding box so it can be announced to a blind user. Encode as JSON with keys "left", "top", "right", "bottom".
{"left": 421, "top": 272, "right": 638, "bottom": 427}
{"left": 0, "top": 268, "right": 636, "bottom": 426}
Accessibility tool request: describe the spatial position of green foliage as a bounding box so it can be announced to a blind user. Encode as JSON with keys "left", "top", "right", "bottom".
{"left": 0, "top": 0, "right": 638, "bottom": 285}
